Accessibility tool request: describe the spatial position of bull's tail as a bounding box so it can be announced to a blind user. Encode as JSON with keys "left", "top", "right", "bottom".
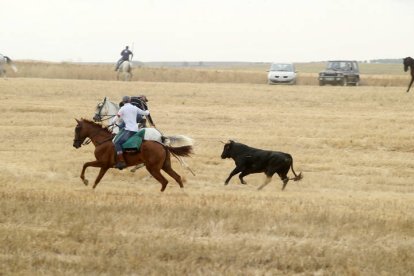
{"left": 289, "top": 160, "right": 303, "bottom": 181}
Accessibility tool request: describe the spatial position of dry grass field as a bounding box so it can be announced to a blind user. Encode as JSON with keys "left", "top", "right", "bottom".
{"left": 1, "top": 76, "right": 414, "bottom": 275}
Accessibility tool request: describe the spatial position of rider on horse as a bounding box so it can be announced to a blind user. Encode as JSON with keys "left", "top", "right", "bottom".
{"left": 119, "top": 95, "right": 155, "bottom": 128}
{"left": 115, "top": 46, "right": 133, "bottom": 71}
{"left": 114, "top": 96, "right": 149, "bottom": 169}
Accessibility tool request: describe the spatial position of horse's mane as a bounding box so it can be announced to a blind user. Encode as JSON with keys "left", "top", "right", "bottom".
{"left": 81, "top": 118, "right": 113, "bottom": 135}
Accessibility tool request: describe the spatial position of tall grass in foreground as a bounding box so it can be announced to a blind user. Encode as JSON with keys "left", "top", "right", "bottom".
{"left": 4, "top": 61, "right": 411, "bottom": 87}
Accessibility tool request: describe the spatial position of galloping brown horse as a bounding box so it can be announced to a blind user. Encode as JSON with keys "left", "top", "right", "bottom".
{"left": 73, "top": 119, "right": 193, "bottom": 191}
{"left": 403, "top": 57, "right": 414, "bottom": 93}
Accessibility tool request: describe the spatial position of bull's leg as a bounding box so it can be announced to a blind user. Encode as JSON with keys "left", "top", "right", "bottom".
{"left": 238, "top": 171, "right": 249, "bottom": 184}
{"left": 281, "top": 177, "right": 289, "bottom": 191}
{"left": 93, "top": 167, "right": 110, "bottom": 189}
{"left": 257, "top": 176, "right": 272, "bottom": 190}
{"left": 224, "top": 167, "right": 242, "bottom": 185}
{"left": 80, "top": 160, "right": 105, "bottom": 186}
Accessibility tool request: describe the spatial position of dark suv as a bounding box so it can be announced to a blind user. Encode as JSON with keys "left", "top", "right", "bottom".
{"left": 319, "top": 60, "right": 360, "bottom": 86}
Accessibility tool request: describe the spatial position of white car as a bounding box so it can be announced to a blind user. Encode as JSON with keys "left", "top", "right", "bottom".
{"left": 267, "top": 63, "right": 297, "bottom": 85}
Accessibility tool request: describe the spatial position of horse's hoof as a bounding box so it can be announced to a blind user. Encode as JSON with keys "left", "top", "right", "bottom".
{"left": 83, "top": 179, "right": 89, "bottom": 186}
{"left": 130, "top": 169, "right": 136, "bottom": 172}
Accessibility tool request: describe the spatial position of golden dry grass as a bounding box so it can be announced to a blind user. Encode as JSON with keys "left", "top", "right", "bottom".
{"left": 1, "top": 77, "right": 414, "bottom": 275}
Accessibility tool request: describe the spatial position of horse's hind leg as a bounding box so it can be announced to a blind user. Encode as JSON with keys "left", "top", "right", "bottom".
{"left": 146, "top": 167, "right": 169, "bottom": 192}
{"left": 162, "top": 164, "right": 184, "bottom": 188}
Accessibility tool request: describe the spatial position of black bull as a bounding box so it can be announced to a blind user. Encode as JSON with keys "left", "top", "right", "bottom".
{"left": 221, "top": 140, "right": 303, "bottom": 190}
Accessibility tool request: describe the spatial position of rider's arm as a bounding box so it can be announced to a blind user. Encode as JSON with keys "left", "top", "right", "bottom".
{"left": 136, "top": 107, "right": 149, "bottom": 116}
{"left": 114, "top": 112, "right": 125, "bottom": 127}
{"left": 117, "top": 105, "right": 125, "bottom": 118}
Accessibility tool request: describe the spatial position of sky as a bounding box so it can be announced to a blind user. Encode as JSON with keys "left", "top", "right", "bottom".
{"left": 1, "top": 0, "right": 413, "bottom": 63}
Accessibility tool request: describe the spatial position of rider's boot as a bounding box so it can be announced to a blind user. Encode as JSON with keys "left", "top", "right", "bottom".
{"left": 115, "top": 153, "right": 127, "bottom": 170}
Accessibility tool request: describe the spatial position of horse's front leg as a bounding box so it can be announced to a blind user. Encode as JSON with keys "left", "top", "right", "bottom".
{"left": 407, "top": 77, "right": 414, "bottom": 92}
{"left": 93, "top": 167, "right": 110, "bottom": 189}
{"left": 80, "top": 160, "right": 105, "bottom": 186}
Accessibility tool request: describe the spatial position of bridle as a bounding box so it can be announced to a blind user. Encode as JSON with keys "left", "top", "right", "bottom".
{"left": 94, "top": 97, "right": 118, "bottom": 122}
{"left": 74, "top": 123, "right": 113, "bottom": 147}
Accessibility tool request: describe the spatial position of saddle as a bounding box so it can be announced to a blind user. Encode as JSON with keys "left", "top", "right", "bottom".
{"left": 113, "top": 129, "right": 146, "bottom": 152}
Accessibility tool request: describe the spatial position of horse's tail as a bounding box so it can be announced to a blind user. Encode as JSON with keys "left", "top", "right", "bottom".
{"left": 164, "top": 135, "right": 194, "bottom": 157}
{"left": 164, "top": 135, "right": 193, "bottom": 147}
{"left": 162, "top": 134, "right": 195, "bottom": 175}
{"left": 167, "top": 145, "right": 193, "bottom": 157}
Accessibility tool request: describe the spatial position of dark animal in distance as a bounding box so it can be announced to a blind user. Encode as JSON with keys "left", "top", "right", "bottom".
{"left": 403, "top": 57, "right": 414, "bottom": 93}
{"left": 220, "top": 140, "right": 302, "bottom": 190}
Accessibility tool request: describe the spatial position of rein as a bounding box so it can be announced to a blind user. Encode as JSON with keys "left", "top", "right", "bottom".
{"left": 95, "top": 113, "right": 116, "bottom": 122}
{"left": 88, "top": 127, "right": 113, "bottom": 145}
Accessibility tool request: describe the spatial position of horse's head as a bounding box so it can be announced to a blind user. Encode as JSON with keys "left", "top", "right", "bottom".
{"left": 403, "top": 57, "right": 413, "bottom": 72}
{"left": 93, "top": 97, "right": 106, "bottom": 122}
{"left": 73, "top": 119, "right": 85, "bottom": 148}
{"left": 93, "top": 97, "right": 119, "bottom": 122}
{"left": 73, "top": 118, "right": 113, "bottom": 148}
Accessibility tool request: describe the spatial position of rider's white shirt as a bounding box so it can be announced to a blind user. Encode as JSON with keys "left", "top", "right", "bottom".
{"left": 117, "top": 103, "right": 149, "bottom": 132}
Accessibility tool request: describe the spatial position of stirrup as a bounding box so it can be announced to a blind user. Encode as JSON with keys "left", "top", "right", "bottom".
{"left": 115, "top": 162, "right": 126, "bottom": 170}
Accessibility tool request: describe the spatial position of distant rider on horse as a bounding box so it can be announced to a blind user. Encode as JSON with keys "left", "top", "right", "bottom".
{"left": 115, "top": 46, "right": 133, "bottom": 71}
{"left": 114, "top": 96, "right": 149, "bottom": 169}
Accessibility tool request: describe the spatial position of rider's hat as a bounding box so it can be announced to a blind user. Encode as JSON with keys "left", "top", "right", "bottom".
{"left": 122, "top": 96, "right": 130, "bottom": 103}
